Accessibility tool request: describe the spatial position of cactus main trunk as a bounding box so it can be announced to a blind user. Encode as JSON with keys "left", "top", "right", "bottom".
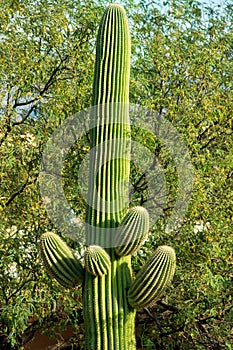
{"left": 84, "top": 4, "right": 136, "bottom": 349}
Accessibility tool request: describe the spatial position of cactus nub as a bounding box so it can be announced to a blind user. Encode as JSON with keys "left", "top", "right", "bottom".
{"left": 114, "top": 206, "right": 149, "bottom": 256}
{"left": 39, "top": 232, "right": 84, "bottom": 288}
{"left": 84, "top": 245, "right": 111, "bottom": 276}
{"left": 128, "top": 246, "right": 176, "bottom": 309}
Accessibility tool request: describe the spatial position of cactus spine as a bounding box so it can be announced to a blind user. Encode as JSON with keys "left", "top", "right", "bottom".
{"left": 39, "top": 4, "right": 176, "bottom": 350}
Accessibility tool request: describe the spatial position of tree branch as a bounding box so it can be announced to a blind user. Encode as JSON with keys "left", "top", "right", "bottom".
{"left": 156, "top": 300, "right": 179, "bottom": 313}
{"left": 197, "top": 320, "right": 223, "bottom": 350}
{"left": 4, "top": 177, "right": 29, "bottom": 207}
{"left": 3, "top": 160, "right": 39, "bottom": 207}
{"left": 12, "top": 104, "right": 36, "bottom": 126}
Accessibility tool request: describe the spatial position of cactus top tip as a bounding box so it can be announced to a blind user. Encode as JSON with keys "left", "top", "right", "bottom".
{"left": 107, "top": 3, "right": 125, "bottom": 10}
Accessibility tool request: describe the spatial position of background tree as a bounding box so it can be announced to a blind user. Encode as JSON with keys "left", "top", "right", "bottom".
{"left": 0, "top": 0, "right": 232, "bottom": 349}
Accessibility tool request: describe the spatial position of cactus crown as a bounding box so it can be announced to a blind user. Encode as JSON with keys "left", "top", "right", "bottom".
{"left": 92, "top": 3, "right": 131, "bottom": 105}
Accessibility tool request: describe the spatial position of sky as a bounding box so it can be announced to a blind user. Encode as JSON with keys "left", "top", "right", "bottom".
{"left": 200, "top": 0, "right": 225, "bottom": 6}
{"left": 198, "top": 0, "right": 227, "bottom": 11}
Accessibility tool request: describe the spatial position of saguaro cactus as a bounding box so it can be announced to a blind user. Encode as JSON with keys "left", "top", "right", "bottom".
{"left": 39, "top": 4, "right": 176, "bottom": 350}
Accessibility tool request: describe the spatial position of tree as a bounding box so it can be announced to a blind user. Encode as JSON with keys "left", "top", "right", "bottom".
{"left": 130, "top": 0, "right": 233, "bottom": 348}
{"left": 0, "top": 0, "right": 232, "bottom": 348}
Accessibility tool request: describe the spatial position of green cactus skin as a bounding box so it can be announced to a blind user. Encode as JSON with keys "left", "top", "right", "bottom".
{"left": 127, "top": 246, "right": 176, "bottom": 309}
{"left": 92, "top": 3, "right": 130, "bottom": 106}
{"left": 39, "top": 232, "right": 84, "bottom": 288}
{"left": 114, "top": 206, "right": 150, "bottom": 256}
{"left": 84, "top": 245, "right": 111, "bottom": 276}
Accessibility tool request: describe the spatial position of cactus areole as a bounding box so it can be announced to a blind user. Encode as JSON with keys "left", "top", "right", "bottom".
{"left": 39, "top": 4, "right": 176, "bottom": 350}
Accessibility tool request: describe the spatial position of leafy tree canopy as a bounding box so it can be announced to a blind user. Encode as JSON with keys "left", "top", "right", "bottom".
{"left": 0, "top": 0, "right": 232, "bottom": 348}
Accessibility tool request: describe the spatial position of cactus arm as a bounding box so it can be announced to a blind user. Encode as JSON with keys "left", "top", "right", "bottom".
{"left": 127, "top": 246, "right": 176, "bottom": 309}
{"left": 114, "top": 206, "right": 150, "bottom": 256}
{"left": 39, "top": 232, "right": 84, "bottom": 288}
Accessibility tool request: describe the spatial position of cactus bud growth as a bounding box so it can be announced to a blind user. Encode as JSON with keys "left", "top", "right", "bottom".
{"left": 84, "top": 245, "right": 111, "bottom": 276}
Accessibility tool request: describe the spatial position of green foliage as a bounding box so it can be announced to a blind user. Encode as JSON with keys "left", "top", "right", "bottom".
{"left": 0, "top": 0, "right": 102, "bottom": 347}
{"left": 129, "top": 1, "right": 233, "bottom": 348}
{"left": 1, "top": 0, "right": 232, "bottom": 348}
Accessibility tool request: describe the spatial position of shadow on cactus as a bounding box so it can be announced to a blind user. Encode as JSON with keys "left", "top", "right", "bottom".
{"left": 39, "top": 3, "right": 176, "bottom": 349}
